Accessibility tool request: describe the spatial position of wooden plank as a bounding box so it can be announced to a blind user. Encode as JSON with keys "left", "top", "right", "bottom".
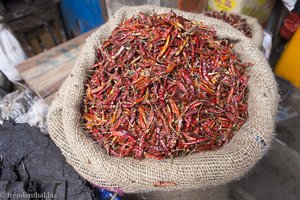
{"left": 17, "top": 32, "right": 35, "bottom": 57}
{"left": 3, "top": 1, "right": 59, "bottom": 23}
{"left": 8, "top": 6, "right": 59, "bottom": 33}
{"left": 40, "top": 31, "right": 56, "bottom": 49}
{"left": 28, "top": 36, "right": 43, "bottom": 54}
{"left": 44, "top": 91, "right": 58, "bottom": 105}
{"left": 16, "top": 29, "right": 94, "bottom": 101}
{"left": 52, "top": 19, "right": 67, "bottom": 44}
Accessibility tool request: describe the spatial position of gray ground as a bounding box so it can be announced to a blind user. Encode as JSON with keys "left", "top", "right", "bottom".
{"left": 276, "top": 90, "right": 300, "bottom": 153}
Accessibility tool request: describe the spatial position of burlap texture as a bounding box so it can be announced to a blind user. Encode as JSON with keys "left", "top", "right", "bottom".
{"left": 47, "top": 5, "right": 278, "bottom": 195}
{"left": 242, "top": 14, "right": 263, "bottom": 47}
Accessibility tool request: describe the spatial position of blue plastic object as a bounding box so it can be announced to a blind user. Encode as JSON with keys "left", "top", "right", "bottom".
{"left": 60, "top": 0, "right": 106, "bottom": 36}
{"left": 96, "top": 188, "right": 122, "bottom": 200}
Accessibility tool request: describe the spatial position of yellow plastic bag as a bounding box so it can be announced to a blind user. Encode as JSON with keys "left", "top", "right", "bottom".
{"left": 275, "top": 28, "right": 300, "bottom": 88}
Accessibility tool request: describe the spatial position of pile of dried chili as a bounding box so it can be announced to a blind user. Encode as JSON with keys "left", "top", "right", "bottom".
{"left": 205, "top": 11, "right": 252, "bottom": 38}
{"left": 82, "top": 11, "right": 251, "bottom": 160}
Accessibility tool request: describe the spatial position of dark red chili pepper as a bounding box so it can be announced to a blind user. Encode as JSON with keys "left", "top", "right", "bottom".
{"left": 82, "top": 11, "right": 251, "bottom": 160}
{"left": 205, "top": 11, "right": 252, "bottom": 38}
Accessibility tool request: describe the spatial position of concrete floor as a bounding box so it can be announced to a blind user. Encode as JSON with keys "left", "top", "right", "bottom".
{"left": 277, "top": 89, "right": 300, "bottom": 153}
{"left": 234, "top": 139, "right": 300, "bottom": 200}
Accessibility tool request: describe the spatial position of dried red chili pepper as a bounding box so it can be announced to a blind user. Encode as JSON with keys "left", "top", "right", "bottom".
{"left": 82, "top": 11, "right": 251, "bottom": 160}
{"left": 154, "top": 181, "right": 177, "bottom": 187}
{"left": 205, "top": 11, "right": 253, "bottom": 38}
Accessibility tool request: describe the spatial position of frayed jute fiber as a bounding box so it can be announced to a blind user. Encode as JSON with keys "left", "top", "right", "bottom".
{"left": 242, "top": 14, "right": 263, "bottom": 47}
{"left": 47, "top": 5, "right": 278, "bottom": 198}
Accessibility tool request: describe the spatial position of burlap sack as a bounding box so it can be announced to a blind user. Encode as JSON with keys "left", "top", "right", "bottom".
{"left": 47, "top": 5, "right": 278, "bottom": 195}
{"left": 241, "top": 14, "right": 263, "bottom": 47}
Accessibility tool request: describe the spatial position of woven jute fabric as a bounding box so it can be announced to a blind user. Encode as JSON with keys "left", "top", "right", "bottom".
{"left": 205, "top": 12, "right": 263, "bottom": 47}
{"left": 47, "top": 5, "right": 278, "bottom": 195}
{"left": 238, "top": 14, "right": 263, "bottom": 47}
